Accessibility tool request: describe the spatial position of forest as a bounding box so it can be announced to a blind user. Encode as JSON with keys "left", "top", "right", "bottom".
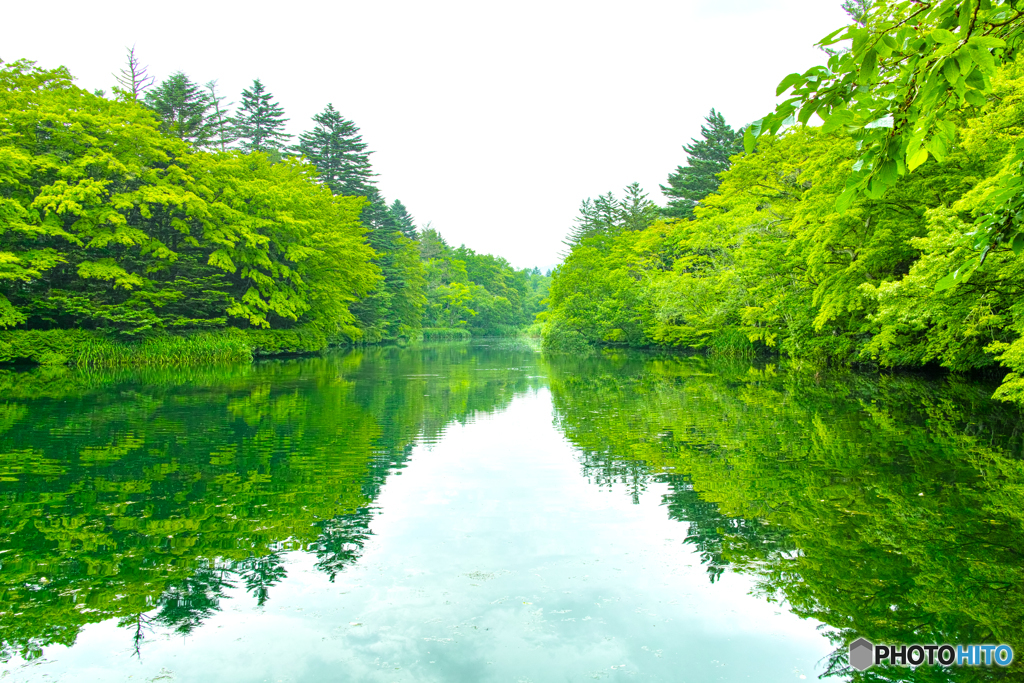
{"left": 543, "top": 0, "right": 1024, "bottom": 406}
{"left": 0, "top": 55, "right": 550, "bottom": 366}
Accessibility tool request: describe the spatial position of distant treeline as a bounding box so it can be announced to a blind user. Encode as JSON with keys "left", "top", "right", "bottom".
{"left": 543, "top": 1, "right": 1024, "bottom": 406}
{"left": 0, "top": 55, "right": 549, "bottom": 364}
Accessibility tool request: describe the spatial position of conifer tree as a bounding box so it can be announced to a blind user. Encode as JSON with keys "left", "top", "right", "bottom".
{"left": 351, "top": 189, "right": 425, "bottom": 340}
{"left": 233, "top": 79, "right": 291, "bottom": 153}
{"left": 660, "top": 109, "right": 743, "bottom": 220}
{"left": 563, "top": 192, "right": 622, "bottom": 250}
{"left": 389, "top": 200, "right": 418, "bottom": 239}
{"left": 144, "top": 72, "right": 212, "bottom": 145}
{"left": 204, "top": 80, "right": 235, "bottom": 152}
{"left": 295, "top": 104, "right": 373, "bottom": 195}
{"left": 112, "top": 45, "right": 154, "bottom": 102}
{"left": 620, "top": 183, "right": 659, "bottom": 232}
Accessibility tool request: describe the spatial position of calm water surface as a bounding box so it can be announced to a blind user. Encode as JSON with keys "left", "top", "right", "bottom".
{"left": 1, "top": 342, "right": 1022, "bottom": 682}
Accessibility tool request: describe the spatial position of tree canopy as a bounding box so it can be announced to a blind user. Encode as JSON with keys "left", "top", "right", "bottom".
{"left": 749, "top": 0, "right": 1024, "bottom": 287}
{"left": 0, "top": 60, "right": 550, "bottom": 353}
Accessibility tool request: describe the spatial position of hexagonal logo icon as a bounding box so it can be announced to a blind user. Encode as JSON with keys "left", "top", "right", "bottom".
{"left": 849, "top": 638, "right": 875, "bottom": 671}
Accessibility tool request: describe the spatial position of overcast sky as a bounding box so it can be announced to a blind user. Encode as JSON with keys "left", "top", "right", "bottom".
{"left": 3, "top": 0, "right": 849, "bottom": 271}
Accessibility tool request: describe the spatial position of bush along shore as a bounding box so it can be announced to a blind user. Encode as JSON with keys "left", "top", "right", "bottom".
{"left": 0, "top": 60, "right": 551, "bottom": 368}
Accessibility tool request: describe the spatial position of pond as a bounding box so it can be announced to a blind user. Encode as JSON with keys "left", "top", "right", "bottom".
{"left": 0, "top": 342, "right": 1021, "bottom": 682}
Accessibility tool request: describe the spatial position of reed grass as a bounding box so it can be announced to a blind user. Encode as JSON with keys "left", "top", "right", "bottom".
{"left": 0, "top": 328, "right": 340, "bottom": 368}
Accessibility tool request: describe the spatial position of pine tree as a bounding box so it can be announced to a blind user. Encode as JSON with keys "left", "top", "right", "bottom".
{"left": 660, "top": 109, "right": 743, "bottom": 220}
{"left": 351, "top": 188, "right": 425, "bottom": 340}
{"left": 563, "top": 192, "right": 622, "bottom": 250}
{"left": 112, "top": 45, "right": 154, "bottom": 102}
{"left": 620, "top": 183, "right": 659, "bottom": 231}
{"left": 389, "top": 200, "right": 417, "bottom": 239}
{"left": 204, "top": 80, "right": 235, "bottom": 152}
{"left": 233, "top": 79, "right": 291, "bottom": 154}
{"left": 294, "top": 103, "right": 374, "bottom": 195}
{"left": 144, "top": 72, "right": 213, "bottom": 145}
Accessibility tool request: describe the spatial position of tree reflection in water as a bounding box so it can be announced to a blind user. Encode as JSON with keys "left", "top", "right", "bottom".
{"left": 548, "top": 351, "right": 1024, "bottom": 682}
{"left": 0, "top": 343, "right": 540, "bottom": 663}
{"left": 2, "top": 345, "right": 1022, "bottom": 682}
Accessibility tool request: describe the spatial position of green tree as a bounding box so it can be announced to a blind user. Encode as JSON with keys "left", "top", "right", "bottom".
{"left": 294, "top": 104, "right": 375, "bottom": 196}
{"left": 620, "top": 182, "right": 659, "bottom": 232}
{"left": 563, "top": 192, "right": 623, "bottom": 250}
{"left": 111, "top": 45, "right": 154, "bottom": 102}
{"left": 351, "top": 190, "right": 425, "bottom": 341}
{"left": 0, "top": 61, "right": 378, "bottom": 338}
{"left": 750, "top": 0, "right": 1024, "bottom": 284}
{"left": 389, "top": 199, "right": 418, "bottom": 239}
{"left": 660, "top": 109, "right": 743, "bottom": 220}
{"left": 144, "top": 71, "right": 213, "bottom": 145}
{"left": 204, "top": 80, "right": 235, "bottom": 152}
{"left": 233, "top": 78, "right": 291, "bottom": 154}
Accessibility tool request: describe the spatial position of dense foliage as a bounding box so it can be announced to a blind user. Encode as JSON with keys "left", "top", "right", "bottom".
{"left": 418, "top": 228, "right": 548, "bottom": 336}
{"left": 753, "top": 0, "right": 1024, "bottom": 282}
{"left": 545, "top": 34, "right": 1024, "bottom": 405}
{"left": 0, "top": 59, "right": 549, "bottom": 362}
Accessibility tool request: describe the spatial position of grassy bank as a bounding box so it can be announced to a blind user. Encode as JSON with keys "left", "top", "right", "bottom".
{"left": 0, "top": 328, "right": 341, "bottom": 368}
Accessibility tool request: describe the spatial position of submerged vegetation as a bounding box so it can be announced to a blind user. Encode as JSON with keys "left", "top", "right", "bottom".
{"left": 543, "top": 0, "right": 1024, "bottom": 407}
{"left": 0, "top": 58, "right": 549, "bottom": 366}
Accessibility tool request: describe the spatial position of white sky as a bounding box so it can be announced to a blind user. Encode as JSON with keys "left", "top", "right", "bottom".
{"left": 2, "top": 0, "right": 849, "bottom": 271}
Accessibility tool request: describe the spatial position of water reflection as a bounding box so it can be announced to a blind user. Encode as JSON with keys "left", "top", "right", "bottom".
{"left": 546, "top": 352, "right": 1024, "bottom": 681}
{"left": 0, "top": 344, "right": 1021, "bottom": 682}
{"left": 0, "top": 343, "right": 541, "bottom": 664}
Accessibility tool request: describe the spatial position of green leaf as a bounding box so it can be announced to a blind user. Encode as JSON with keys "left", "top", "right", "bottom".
{"left": 743, "top": 125, "right": 757, "bottom": 154}
{"left": 836, "top": 186, "right": 858, "bottom": 214}
{"left": 776, "top": 73, "right": 805, "bottom": 97}
{"left": 797, "top": 100, "right": 819, "bottom": 125}
{"left": 965, "top": 68, "right": 986, "bottom": 89}
{"left": 1012, "top": 232, "right": 1024, "bottom": 257}
{"left": 937, "top": 120, "right": 958, "bottom": 140}
{"left": 927, "top": 135, "right": 949, "bottom": 162}
{"left": 960, "top": 0, "right": 976, "bottom": 34}
{"left": 965, "top": 89, "right": 987, "bottom": 107}
{"left": 907, "top": 147, "right": 930, "bottom": 171}
{"left": 818, "top": 26, "right": 849, "bottom": 47}
{"left": 968, "top": 35, "right": 1006, "bottom": 48}
{"left": 821, "top": 108, "right": 854, "bottom": 134}
{"left": 931, "top": 28, "right": 957, "bottom": 44}
{"left": 877, "top": 159, "right": 899, "bottom": 187}
{"left": 943, "top": 58, "right": 961, "bottom": 85}
{"left": 858, "top": 49, "right": 878, "bottom": 84}
{"left": 935, "top": 258, "right": 980, "bottom": 291}
{"left": 851, "top": 27, "right": 870, "bottom": 54}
